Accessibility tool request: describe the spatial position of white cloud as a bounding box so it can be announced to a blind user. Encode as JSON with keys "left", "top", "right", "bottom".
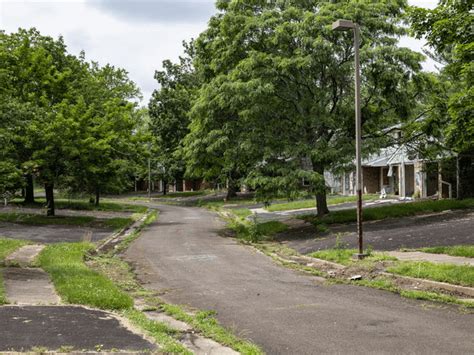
{"left": 0, "top": 0, "right": 439, "bottom": 105}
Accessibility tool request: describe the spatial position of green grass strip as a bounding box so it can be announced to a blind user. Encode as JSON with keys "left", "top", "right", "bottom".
{"left": 39, "top": 243, "right": 133, "bottom": 310}
{"left": 301, "top": 198, "right": 474, "bottom": 226}
{"left": 0, "top": 238, "right": 29, "bottom": 263}
{"left": 266, "top": 194, "right": 381, "bottom": 212}
{"left": 309, "top": 248, "right": 396, "bottom": 266}
{"left": 123, "top": 309, "right": 191, "bottom": 354}
{"left": 387, "top": 261, "right": 474, "bottom": 287}
{"left": 419, "top": 245, "right": 474, "bottom": 258}
{"left": 0, "top": 213, "right": 133, "bottom": 231}
{"left": 11, "top": 198, "right": 148, "bottom": 213}
{"left": 161, "top": 304, "right": 263, "bottom": 355}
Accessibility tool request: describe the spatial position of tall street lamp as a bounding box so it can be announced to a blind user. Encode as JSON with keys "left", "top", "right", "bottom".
{"left": 332, "top": 19, "right": 365, "bottom": 259}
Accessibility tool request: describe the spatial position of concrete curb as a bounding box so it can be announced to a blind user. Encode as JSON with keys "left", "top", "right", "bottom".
{"left": 95, "top": 211, "right": 151, "bottom": 253}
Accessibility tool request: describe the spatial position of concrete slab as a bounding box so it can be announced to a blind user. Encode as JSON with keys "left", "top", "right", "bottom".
{"left": 0, "top": 306, "right": 155, "bottom": 352}
{"left": 4, "top": 245, "right": 45, "bottom": 267}
{"left": 388, "top": 251, "right": 474, "bottom": 266}
{"left": 144, "top": 311, "right": 192, "bottom": 332}
{"left": 3, "top": 268, "right": 60, "bottom": 305}
{"left": 180, "top": 333, "right": 239, "bottom": 355}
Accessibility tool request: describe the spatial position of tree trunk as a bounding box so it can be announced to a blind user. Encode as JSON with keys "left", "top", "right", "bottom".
{"left": 313, "top": 164, "right": 329, "bottom": 217}
{"left": 24, "top": 174, "right": 35, "bottom": 204}
{"left": 226, "top": 179, "right": 238, "bottom": 200}
{"left": 95, "top": 186, "right": 100, "bottom": 206}
{"left": 163, "top": 180, "right": 167, "bottom": 195}
{"left": 45, "top": 183, "right": 55, "bottom": 216}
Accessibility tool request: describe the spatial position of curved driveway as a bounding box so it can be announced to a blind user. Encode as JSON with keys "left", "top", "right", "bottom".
{"left": 124, "top": 204, "right": 474, "bottom": 354}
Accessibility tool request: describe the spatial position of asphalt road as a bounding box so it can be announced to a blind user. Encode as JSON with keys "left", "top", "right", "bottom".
{"left": 124, "top": 204, "right": 474, "bottom": 354}
{"left": 284, "top": 210, "right": 474, "bottom": 254}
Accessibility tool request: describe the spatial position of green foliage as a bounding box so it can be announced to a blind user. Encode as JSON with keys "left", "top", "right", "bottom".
{"left": 0, "top": 28, "right": 142, "bottom": 215}
{"left": 39, "top": 243, "right": 133, "bottom": 310}
{"left": 184, "top": 0, "right": 425, "bottom": 210}
{"left": 388, "top": 261, "right": 474, "bottom": 287}
{"left": 408, "top": 1, "right": 473, "bottom": 153}
{"left": 148, "top": 44, "right": 200, "bottom": 189}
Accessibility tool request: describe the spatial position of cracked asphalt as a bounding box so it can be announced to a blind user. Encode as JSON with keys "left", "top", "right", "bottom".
{"left": 124, "top": 203, "right": 474, "bottom": 354}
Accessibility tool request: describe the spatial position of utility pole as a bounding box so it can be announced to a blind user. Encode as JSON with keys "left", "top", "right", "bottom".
{"left": 332, "top": 19, "right": 365, "bottom": 259}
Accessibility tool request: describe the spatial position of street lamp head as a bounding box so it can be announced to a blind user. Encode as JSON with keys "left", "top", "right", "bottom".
{"left": 332, "top": 19, "right": 355, "bottom": 31}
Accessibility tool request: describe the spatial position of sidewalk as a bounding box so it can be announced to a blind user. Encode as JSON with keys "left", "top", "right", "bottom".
{"left": 0, "top": 244, "right": 155, "bottom": 353}
{"left": 387, "top": 251, "right": 474, "bottom": 266}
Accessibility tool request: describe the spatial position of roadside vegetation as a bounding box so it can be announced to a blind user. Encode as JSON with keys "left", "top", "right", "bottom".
{"left": 418, "top": 245, "right": 474, "bottom": 258}
{"left": 309, "top": 248, "right": 396, "bottom": 266}
{"left": 265, "top": 194, "right": 381, "bottom": 212}
{"left": 301, "top": 198, "right": 474, "bottom": 226}
{"left": 387, "top": 261, "right": 474, "bottom": 287}
{"left": 0, "top": 212, "right": 134, "bottom": 231}
{"left": 38, "top": 242, "right": 134, "bottom": 310}
{"left": 10, "top": 198, "right": 147, "bottom": 213}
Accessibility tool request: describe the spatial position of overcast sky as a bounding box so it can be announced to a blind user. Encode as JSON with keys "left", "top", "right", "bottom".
{"left": 0, "top": 0, "right": 439, "bottom": 105}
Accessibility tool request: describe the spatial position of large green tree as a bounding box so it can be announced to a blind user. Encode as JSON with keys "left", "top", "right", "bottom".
{"left": 149, "top": 45, "right": 199, "bottom": 194}
{"left": 409, "top": 0, "right": 473, "bottom": 153}
{"left": 184, "top": 0, "right": 425, "bottom": 214}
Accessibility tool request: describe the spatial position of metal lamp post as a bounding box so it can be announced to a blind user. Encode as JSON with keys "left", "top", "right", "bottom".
{"left": 332, "top": 19, "right": 365, "bottom": 259}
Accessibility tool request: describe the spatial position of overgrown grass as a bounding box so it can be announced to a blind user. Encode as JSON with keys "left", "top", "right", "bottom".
{"left": 124, "top": 309, "right": 191, "bottom": 354}
{"left": 11, "top": 198, "right": 147, "bottom": 213}
{"left": 39, "top": 242, "right": 133, "bottom": 310}
{"left": 387, "top": 261, "right": 474, "bottom": 287}
{"left": 228, "top": 216, "right": 288, "bottom": 243}
{"left": 309, "top": 248, "right": 396, "bottom": 266}
{"left": 354, "top": 278, "right": 474, "bottom": 308}
{"left": 419, "top": 245, "right": 474, "bottom": 258}
{"left": 232, "top": 208, "right": 253, "bottom": 219}
{"left": 301, "top": 198, "right": 474, "bottom": 226}
{"left": 266, "top": 194, "right": 381, "bottom": 212}
{"left": 0, "top": 238, "right": 29, "bottom": 263}
{"left": 0, "top": 212, "right": 133, "bottom": 231}
{"left": 160, "top": 305, "right": 263, "bottom": 355}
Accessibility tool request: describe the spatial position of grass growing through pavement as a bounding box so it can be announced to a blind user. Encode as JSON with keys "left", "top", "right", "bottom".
{"left": 38, "top": 242, "right": 133, "bottom": 310}
{"left": 11, "top": 198, "right": 147, "bottom": 213}
{"left": 123, "top": 310, "right": 191, "bottom": 354}
{"left": 387, "top": 261, "right": 474, "bottom": 287}
{"left": 301, "top": 198, "right": 474, "bottom": 226}
{"left": 0, "top": 238, "right": 30, "bottom": 304}
{"left": 266, "top": 194, "right": 381, "bottom": 212}
{"left": 160, "top": 304, "right": 263, "bottom": 355}
{"left": 419, "top": 245, "right": 474, "bottom": 258}
{"left": 0, "top": 238, "right": 29, "bottom": 263}
{"left": 309, "top": 248, "right": 396, "bottom": 266}
{"left": 0, "top": 212, "right": 134, "bottom": 231}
